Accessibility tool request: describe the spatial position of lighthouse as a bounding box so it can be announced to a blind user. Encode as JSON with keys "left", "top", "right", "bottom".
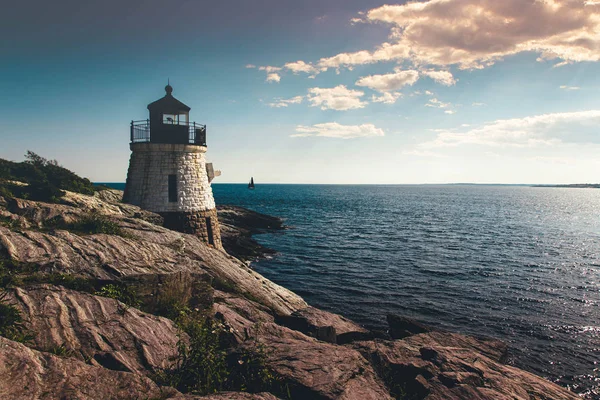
{"left": 123, "top": 84, "right": 222, "bottom": 249}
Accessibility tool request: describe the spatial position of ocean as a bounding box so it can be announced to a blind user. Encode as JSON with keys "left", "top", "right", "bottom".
{"left": 101, "top": 183, "right": 600, "bottom": 396}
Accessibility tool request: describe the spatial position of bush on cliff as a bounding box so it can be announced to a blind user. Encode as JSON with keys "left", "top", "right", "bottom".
{"left": 48, "top": 213, "right": 132, "bottom": 238}
{"left": 156, "top": 316, "right": 229, "bottom": 395}
{"left": 95, "top": 283, "right": 141, "bottom": 308}
{"left": 0, "top": 291, "right": 32, "bottom": 343}
{"left": 0, "top": 151, "right": 96, "bottom": 202}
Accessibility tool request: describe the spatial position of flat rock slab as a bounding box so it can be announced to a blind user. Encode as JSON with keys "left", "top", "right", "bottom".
{"left": 0, "top": 336, "right": 169, "bottom": 400}
{"left": 352, "top": 332, "right": 578, "bottom": 400}
{"left": 277, "top": 306, "right": 370, "bottom": 344}
{"left": 8, "top": 285, "right": 181, "bottom": 374}
{"left": 247, "top": 323, "right": 393, "bottom": 400}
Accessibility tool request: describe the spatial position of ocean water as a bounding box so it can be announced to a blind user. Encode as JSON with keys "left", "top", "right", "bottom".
{"left": 210, "top": 184, "right": 600, "bottom": 397}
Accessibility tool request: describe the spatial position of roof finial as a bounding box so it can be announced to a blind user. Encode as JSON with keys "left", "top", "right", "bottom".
{"left": 165, "top": 79, "right": 173, "bottom": 95}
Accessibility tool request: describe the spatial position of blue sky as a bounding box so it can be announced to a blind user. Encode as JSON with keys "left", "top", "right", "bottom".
{"left": 1, "top": 0, "right": 600, "bottom": 184}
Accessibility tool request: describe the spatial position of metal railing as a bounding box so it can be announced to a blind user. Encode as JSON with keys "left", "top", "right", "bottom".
{"left": 130, "top": 120, "right": 207, "bottom": 146}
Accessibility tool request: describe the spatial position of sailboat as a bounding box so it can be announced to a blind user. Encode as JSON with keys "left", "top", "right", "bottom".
{"left": 248, "top": 177, "right": 255, "bottom": 190}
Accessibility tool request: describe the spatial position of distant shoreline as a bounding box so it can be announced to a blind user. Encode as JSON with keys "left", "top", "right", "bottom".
{"left": 531, "top": 184, "right": 600, "bottom": 188}
{"left": 95, "top": 182, "right": 600, "bottom": 188}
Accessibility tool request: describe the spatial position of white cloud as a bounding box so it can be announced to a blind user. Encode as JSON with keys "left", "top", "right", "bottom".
{"left": 284, "top": 60, "right": 320, "bottom": 75}
{"left": 258, "top": 66, "right": 281, "bottom": 73}
{"left": 355, "top": 70, "right": 419, "bottom": 92}
{"left": 419, "top": 110, "right": 600, "bottom": 148}
{"left": 365, "top": 0, "right": 600, "bottom": 69}
{"left": 472, "top": 102, "right": 486, "bottom": 107}
{"left": 318, "top": 42, "right": 410, "bottom": 69}
{"left": 245, "top": 64, "right": 256, "bottom": 69}
{"left": 268, "top": 96, "right": 304, "bottom": 108}
{"left": 259, "top": 66, "right": 282, "bottom": 83}
{"left": 444, "top": 110, "right": 456, "bottom": 115}
{"left": 402, "top": 149, "right": 447, "bottom": 157}
{"left": 307, "top": 85, "right": 367, "bottom": 110}
{"left": 421, "top": 70, "right": 456, "bottom": 86}
{"left": 560, "top": 85, "right": 581, "bottom": 90}
{"left": 292, "top": 122, "right": 384, "bottom": 139}
{"left": 372, "top": 92, "right": 402, "bottom": 104}
{"left": 531, "top": 156, "right": 576, "bottom": 165}
{"left": 266, "top": 73, "right": 281, "bottom": 83}
{"left": 426, "top": 98, "right": 452, "bottom": 109}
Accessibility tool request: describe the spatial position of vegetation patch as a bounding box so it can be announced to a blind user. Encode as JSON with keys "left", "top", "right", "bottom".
{"left": 211, "top": 276, "right": 239, "bottom": 294}
{"left": 46, "top": 343, "right": 76, "bottom": 358}
{"left": 155, "top": 316, "right": 229, "bottom": 395}
{"left": 227, "top": 340, "right": 281, "bottom": 394}
{"left": 154, "top": 310, "right": 288, "bottom": 397}
{"left": 0, "top": 151, "right": 95, "bottom": 203}
{"left": 0, "top": 258, "right": 40, "bottom": 288}
{"left": 0, "top": 291, "right": 32, "bottom": 344}
{"left": 95, "top": 283, "right": 141, "bottom": 308}
{"left": 48, "top": 213, "right": 133, "bottom": 238}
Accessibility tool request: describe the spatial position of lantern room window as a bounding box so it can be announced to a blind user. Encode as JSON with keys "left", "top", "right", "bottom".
{"left": 162, "top": 114, "right": 188, "bottom": 125}
{"left": 163, "top": 114, "right": 176, "bottom": 124}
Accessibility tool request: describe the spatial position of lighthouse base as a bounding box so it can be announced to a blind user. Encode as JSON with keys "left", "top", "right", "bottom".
{"left": 161, "top": 208, "right": 223, "bottom": 250}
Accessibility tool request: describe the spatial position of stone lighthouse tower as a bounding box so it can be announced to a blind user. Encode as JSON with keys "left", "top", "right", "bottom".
{"left": 123, "top": 84, "right": 222, "bottom": 249}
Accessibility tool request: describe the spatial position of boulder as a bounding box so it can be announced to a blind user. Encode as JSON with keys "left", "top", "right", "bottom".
{"left": 243, "top": 322, "right": 394, "bottom": 400}
{"left": 0, "top": 336, "right": 172, "bottom": 400}
{"left": 213, "top": 290, "right": 275, "bottom": 344}
{"left": 217, "top": 205, "right": 284, "bottom": 261}
{"left": 352, "top": 332, "right": 578, "bottom": 400}
{"left": 8, "top": 285, "right": 182, "bottom": 375}
{"left": 277, "top": 306, "right": 370, "bottom": 344}
{"left": 387, "top": 314, "right": 431, "bottom": 339}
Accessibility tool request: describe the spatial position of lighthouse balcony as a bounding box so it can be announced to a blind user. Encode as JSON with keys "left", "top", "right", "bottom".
{"left": 130, "top": 120, "right": 207, "bottom": 146}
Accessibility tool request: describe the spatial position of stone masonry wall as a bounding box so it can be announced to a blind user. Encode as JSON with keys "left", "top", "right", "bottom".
{"left": 161, "top": 208, "right": 222, "bottom": 250}
{"left": 124, "top": 143, "right": 216, "bottom": 213}
{"left": 124, "top": 143, "right": 222, "bottom": 249}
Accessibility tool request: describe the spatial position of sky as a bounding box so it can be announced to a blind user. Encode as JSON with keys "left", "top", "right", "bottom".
{"left": 1, "top": 0, "right": 600, "bottom": 184}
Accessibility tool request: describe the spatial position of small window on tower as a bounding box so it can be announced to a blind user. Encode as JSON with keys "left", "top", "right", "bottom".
{"left": 168, "top": 175, "right": 177, "bottom": 202}
{"left": 163, "top": 114, "right": 177, "bottom": 124}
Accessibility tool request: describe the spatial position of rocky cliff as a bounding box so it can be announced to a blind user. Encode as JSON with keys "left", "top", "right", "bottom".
{"left": 0, "top": 188, "right": 579, "bottom": 399}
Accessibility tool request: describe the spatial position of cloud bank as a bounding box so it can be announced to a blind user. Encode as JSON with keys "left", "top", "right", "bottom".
{"left": 292, "top": 122, "right": 385, "bottom": 139}
{"left": 255, "top": 0, "right": 600, "bottom": 82}
{"left": 307, "top": 85, "right": 367, "bottom": 110}
{"left": 419, "top": 110, "right": 600, "bottom": 148}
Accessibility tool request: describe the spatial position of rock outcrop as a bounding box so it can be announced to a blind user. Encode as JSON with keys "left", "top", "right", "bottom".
{"left": 353, "top": 332, "right": 576, "bottom": 399}
{"left": 0, "top": 336, "right": 172, "bottom": 400}
{"left": 217, "top": 205, "right": 284, "bottom": 261}
{"left": 0, "top": 188, "right": 580, "bottom": 399}
{"left": 7, "top": 285, "right": 182, "bottom": 375}
{"left": 0, "top": 192, "right": 306, "bottom": 316}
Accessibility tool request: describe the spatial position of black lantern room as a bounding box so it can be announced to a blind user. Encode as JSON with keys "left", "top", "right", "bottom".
{"left": 130, "top": 84, "right": 207, "bottom": 146}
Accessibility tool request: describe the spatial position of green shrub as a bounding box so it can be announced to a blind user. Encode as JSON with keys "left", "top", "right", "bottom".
{"left": 228, "top": 341, "right": 278, "bottom": 393}
{"left": 0, "top": 291, "right": 32, "bottom": 343}
{"left": 95, "top": 283, "right": 141, "bottom": 308}
{"left": 50, "top": 214, "right": 132, "bottom": 238}
{"left": 0, "top": 151, "right": 95, "bottom": 198}
{"left": 0, "top": 179, "right": 65, "bottom": 204}
{"left": 47, "top": 343, "right": 75, "bottom": 358}
{"left": 20, "top": 273, "right": 98, "bottom": 293}
{"left": 157, "top": 317, "right": 229, "bottom": 395}
{"left": 0, "top": 258, "right": 39, "bottom": 288}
